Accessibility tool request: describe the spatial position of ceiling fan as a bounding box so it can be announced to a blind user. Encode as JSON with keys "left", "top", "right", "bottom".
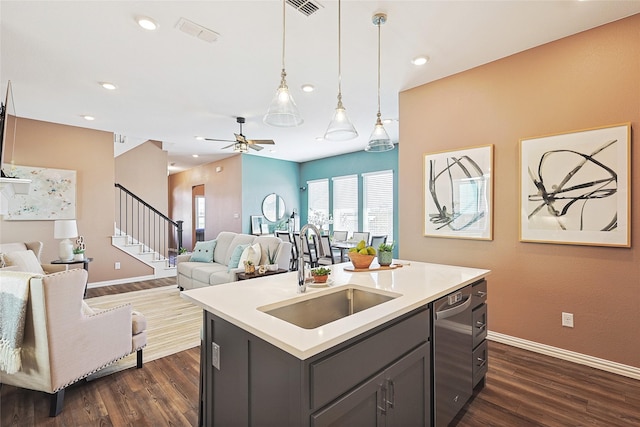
{"left": 204, "top": 117, "right": 275, "bottom": 153}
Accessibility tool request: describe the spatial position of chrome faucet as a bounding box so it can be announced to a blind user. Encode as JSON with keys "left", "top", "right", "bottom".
{"left": 297, "top": 223, "right": 322, "bottom": 293}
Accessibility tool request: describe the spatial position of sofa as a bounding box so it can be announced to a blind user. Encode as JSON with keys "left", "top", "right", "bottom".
{"left": 176, "top": 231, "right": 292, "bottom": 290}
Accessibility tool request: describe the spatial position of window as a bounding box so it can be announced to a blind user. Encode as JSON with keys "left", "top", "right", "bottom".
{"left": 333, "top": 175, "right": 358, "bottom": 234}
{"left": 195, "top": 196, "right": 206, "bottom": 229}
{"left": 307, "top": 179, "right": 329, "bottom": 230}
{"left": 363, "top": 170, "right": 394, "bottom": 242}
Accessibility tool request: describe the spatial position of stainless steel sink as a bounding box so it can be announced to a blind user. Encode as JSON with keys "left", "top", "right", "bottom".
{"left": 258, "top": 286, "right": 400, "bottom": 329}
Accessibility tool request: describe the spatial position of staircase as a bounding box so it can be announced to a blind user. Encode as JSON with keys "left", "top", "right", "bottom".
{"left": 111, "top": 228, "right": 177, "bottom": 279}
{"left": 113, "top": 183, "right": 183, "bottom": 279}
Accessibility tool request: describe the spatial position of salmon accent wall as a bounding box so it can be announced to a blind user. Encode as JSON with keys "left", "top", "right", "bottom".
{"left": 399, "top": 15, "right": 639, "bottom": 367}
{"left": 0, "top": 118, "right": 152, "bottom": 282}
{"left": 168, "top": 155, "right": 243, "bottom": 252}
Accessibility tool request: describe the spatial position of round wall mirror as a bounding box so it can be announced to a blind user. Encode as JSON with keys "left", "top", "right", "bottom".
{"left": 262, "top": 193, "right": 286, "bottom": 223}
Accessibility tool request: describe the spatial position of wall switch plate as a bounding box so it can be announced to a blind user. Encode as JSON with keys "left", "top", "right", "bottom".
{"left": 562, "top": 312, "right": 574, "bottom": 328}
{"left": 115, "top": 262, "right": 121, "bottom": 270}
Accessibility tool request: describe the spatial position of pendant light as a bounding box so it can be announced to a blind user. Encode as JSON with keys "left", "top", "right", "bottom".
{"left": 264, "top": 0, "right": 303, "bottom": 127}
{"left": 324, "top": 0, "right": 358, "bottom": 141}
{"left": 365, "top": 13, "right": 394, "bottom": 152}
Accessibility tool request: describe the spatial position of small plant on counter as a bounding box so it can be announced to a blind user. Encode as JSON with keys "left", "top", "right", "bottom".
{"left": 267, "top": 247, "right": 277, "bottom": 265}
{"left": 310, "top": 267, "right": 331, "bottom": 277}
{"left": 378, "top": 242, "right": 394, "bottom": 252}
{"left": 178, "top": 247, "right": 188, "bottom": 255}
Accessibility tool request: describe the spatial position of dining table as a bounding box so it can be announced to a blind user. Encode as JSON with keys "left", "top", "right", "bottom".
{"left": 331, "top": 240, "right": 359, "bottom": 263}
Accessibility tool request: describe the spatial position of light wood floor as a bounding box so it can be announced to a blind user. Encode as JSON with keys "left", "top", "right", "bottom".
{"left": 2, "top": 279, "right": 639, "bottom": 426}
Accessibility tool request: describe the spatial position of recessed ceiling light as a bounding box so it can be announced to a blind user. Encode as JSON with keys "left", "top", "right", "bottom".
{"left": 82, "top": 115, "right": 95, "bottom": 121}
{"left": 411, "top": 56, "right": 429, "bottom": 66}
{"left": 315, "top": 136, "right": 324, "bottom": 141}
{"left": 192, "top": 154, "right": 199, "bottom": 158}
{"left": 100, "top": 82, "right": 117, "bottom": 90}
{"left": 136, "top": 16, "right": 159, "bottom": 31}
{"left": 195, "top": 136, "right": 205, "bottom": 141}
{"left": 301, "top": 84, "right": 315, "bottom": 93}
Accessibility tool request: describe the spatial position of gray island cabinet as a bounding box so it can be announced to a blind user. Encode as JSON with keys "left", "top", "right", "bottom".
{"left": 182, "top": 260, "right": 490, "bottom": 427}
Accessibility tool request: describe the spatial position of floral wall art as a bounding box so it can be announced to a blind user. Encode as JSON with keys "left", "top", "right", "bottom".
{"left": 5, "top": 165, "right": 76, "bottom": 220}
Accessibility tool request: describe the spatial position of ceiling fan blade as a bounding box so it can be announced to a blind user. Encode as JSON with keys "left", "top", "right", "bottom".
{"left": 204, "top": 138, "right": 236, "bottom": 143}
{"left": 221, "top": 143, "right": 235, "bottom": 149}
{"left": 248, "top": 139, "right": 275, "bottom": 145}
{"left": 249, "top": 144, "right": 264, "bottom": 151}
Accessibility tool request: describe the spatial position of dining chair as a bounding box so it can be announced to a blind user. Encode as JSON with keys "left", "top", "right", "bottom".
{"left": 316, "top": 235, "right": 336, "bottom": 265}
{"left": 332, "top": 230, "right": 348, "bottom": 242}
{"left": 294, "top": 232, "right": 318, "bottom": 267}
{"left": 352, "top": 232, "right": 370, "bottom": 245}
{"left": 275, "top": 231, "right": 296, "bottom": 270}
{"left": 370, "top": 235, "right": 387, "bottom": 249}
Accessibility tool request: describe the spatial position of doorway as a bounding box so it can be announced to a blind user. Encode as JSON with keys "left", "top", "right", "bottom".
{"left": 192, "top": 185, "right": 205, "bottom": 244}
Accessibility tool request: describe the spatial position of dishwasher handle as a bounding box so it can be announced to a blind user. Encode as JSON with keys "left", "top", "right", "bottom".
{"left": 435, "top": 295, "right": 472, "bottom": 320}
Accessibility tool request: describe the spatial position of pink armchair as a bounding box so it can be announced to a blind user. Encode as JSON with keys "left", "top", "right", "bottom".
{"left": 0, "top": 241, "right": 67, "bottom": 274}
{"left": 0, "top": 269, "right": 147, "bottom": 416}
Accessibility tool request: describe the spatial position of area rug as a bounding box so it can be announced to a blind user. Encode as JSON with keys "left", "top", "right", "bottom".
{"left": 85, "top": 285, "right": 202, "bottom": 379}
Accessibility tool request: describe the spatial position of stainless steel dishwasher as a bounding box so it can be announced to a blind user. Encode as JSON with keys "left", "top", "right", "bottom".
{"left": 433, "top": 283, "right": 473, "bottom": 427}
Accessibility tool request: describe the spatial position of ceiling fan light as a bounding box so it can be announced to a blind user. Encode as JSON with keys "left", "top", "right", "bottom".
{"left": 234, "top": 142, "right": 249, "bottom": 153}
{"left": 324, "top": 103, "right": 358, "bottom": 141}
{"left": 264, "top": 74, "right": 303, "bottom": 127}
{"left": 365, "top": 119, "right": 394, "bottom": 152}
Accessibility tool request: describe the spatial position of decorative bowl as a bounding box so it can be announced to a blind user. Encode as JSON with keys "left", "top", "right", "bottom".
{"left": 348, "top": 252, "right": 375, "bottom": 269}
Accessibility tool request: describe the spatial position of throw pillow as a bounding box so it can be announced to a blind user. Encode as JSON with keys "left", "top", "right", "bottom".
{"left": 2, "top": 250, "right": 45, "bottom": 275}
{"left": 190, "top": 240, "right": 217, "bottom": 263}
{"left": 238, "top": 243, "right": 262, "bottom": 267}
{"left": 227, "top": 244, "right": 249, "bottom": 271}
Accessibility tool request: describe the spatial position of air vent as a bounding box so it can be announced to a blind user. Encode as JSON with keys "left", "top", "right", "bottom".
{"left": 175, "top": 17, "right": 220, "bottom": 43}
{"left": 286, "top": 0, "right": 323, "bottom": 17}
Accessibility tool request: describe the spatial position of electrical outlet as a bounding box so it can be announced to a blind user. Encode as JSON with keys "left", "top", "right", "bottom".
{"left": 562, "top": 312, "right": 574, "bottom": 328}
{"left": 115, "top": 262, "right": 121, "bottom": 270}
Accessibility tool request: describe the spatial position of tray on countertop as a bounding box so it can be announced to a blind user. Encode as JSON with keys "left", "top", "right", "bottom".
{"left": 343, "top": 263, "right": 406, "bottom": 272}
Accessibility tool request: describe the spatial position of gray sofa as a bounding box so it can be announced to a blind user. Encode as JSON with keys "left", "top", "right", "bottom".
{"left": 176, "top": 231, "right": 292, "bottom": 290}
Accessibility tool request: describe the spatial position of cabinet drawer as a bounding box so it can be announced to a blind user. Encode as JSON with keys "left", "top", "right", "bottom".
{"left": 310, "top": 308, "right": 430, "bottom": 410}
{"left": 471, "top": 279, "right": 487, "bottom": 309}
{"left": 472, "top": 304, "right": 487, "bottom": 349}
{"left": 472, "top": 340, "right": 488, "bottom": 387}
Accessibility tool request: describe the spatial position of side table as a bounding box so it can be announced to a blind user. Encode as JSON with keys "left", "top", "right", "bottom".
{"left": 51, "top": 258, "right": 93, "bottom": 297}
{"left": 237, "top": 268, "right": 288, "bottom": 281}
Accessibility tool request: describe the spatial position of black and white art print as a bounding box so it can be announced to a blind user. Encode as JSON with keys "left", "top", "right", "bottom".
{"left": 520, "top": 123, "right": 630, "bottom": 247}
{"left": 424, "top": 145, "right": 493, "bottom": 240}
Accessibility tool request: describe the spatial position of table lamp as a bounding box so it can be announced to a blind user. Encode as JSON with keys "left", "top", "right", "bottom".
{"left": 54, "top": 219, "right": 78, "bottom": 261}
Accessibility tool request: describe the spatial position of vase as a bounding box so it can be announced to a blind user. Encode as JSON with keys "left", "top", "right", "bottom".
{"left": 244, "top": 264, "right": 255, "bottom": 274}
{"left": 313, "top": 275, "right": 328, "bottom": 284}
{"left": 74, "top": 253, "right": 85, "bottom": 261}
{"left": 378, "top": 251, "right": 393, "bottom": 266}
{"left": 268, "top": 264, "right": 278, "bottom": 271}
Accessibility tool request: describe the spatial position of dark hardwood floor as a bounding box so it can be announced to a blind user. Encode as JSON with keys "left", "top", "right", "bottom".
{"left": 84, "top": 277, "right": 177, "bottom": 298}
{"left": 3, "top": 278, "right": 639, "bottom": 426}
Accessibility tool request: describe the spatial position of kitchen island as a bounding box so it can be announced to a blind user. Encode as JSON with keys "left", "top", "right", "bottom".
{"left": 182, "top": 260, "right": 490, "bottom": 426}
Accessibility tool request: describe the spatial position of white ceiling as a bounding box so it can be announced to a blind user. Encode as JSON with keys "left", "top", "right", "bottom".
{"left": 2, "top": 1, "right": 639, "bottom": 173}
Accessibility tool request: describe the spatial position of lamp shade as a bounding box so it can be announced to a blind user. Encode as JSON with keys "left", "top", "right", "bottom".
{"left": 54, "top": 220, "right": 78, "bottom": 239}
{"left": 324, "top": 104, "right": 358, "bottom": 141}
{"left": 264, "top": 80, "right": 303, "bottom": 127}
{"left": 365, "top": 120, "right": 394, "bottom": 152}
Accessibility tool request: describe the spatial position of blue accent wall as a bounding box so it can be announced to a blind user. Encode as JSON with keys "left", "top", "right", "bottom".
{"left": 299, "top": 148, "right": 399, "bottom": 254}
{"left": 241, "top": 155, "right": 300, "bottom": 234}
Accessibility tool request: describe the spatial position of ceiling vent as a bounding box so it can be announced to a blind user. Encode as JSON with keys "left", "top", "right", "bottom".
{"left": 286, "top": 0, "right": 324, "bottom": 17}
{"left": 175, "top": 17, "right": 220, "bottom": 43}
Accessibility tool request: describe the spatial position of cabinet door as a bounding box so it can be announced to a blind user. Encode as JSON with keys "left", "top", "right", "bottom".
{"left": 311, "top": 371, "right": 386, "bottom": 427}
{"left": 385, "top": 343, "right": 430, "bottom": 427}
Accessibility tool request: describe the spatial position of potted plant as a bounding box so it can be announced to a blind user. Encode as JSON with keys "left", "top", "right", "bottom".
{"left": 243, "top": 260, "right": 255, "bottom": 274}
{"left": 73, "top": 247, "right": 85, "bottom": 261}
{"left": 377, "top": 242, "right": 394, "bottom": 266}
{"left": 266, "top": 247, "right": 278, "bottom": 271}
{"left": 310, "top": 267, "right": 331, "bottom": 283}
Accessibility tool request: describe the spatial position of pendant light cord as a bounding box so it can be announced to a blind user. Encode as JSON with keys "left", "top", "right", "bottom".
{"left": 337, "top": 0, "right": 342, "bottom": 99}
{"left": 376, "top": 17, "right": 382, "bottom": 121}
{"left": 281, "top": 0, "right": 286, "bottom": 74}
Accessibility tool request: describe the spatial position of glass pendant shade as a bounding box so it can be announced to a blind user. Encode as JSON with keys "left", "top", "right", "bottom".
{"left": 234, "top": 142, "right": 248, "bottom": 153}
{"left": 325, "top": 98, "right": 358, "bottom": 141}
{"left": 365, "top": 117, "right": 394, "bottom": 152}
{"left": 264, "top": 71, "right": 303, "bottom": 127}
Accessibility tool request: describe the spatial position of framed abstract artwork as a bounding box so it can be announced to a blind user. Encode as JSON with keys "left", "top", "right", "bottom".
{"left": 519, "top": 123, "right": 630, "bottom": 247}
{"left": 250, "top": 215, "right": 264, "bottom": 235}
{"left": 424, "top": 145, "right": 493, "bottom": 240}
{"left": 5, "top": 165, "right": 76, "bottom": 220}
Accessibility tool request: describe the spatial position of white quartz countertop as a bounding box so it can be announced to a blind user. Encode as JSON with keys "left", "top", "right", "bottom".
{"left": 181, "top": 260, "right": 490, "bottom": 360}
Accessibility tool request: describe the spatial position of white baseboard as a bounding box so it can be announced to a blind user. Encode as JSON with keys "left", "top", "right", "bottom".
{"left": 488, "top": 331, "right": 640, "bottom": 380}
{"left": 87, "top": 274, "right": 156, "bottom": 288}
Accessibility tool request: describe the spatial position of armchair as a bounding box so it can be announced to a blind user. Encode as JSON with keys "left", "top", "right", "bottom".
{"left": 0, "top": 241, "right": 67, "bottom": 274}
{"left": 0, "top": 269, "right": 147, "bottom": 416}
